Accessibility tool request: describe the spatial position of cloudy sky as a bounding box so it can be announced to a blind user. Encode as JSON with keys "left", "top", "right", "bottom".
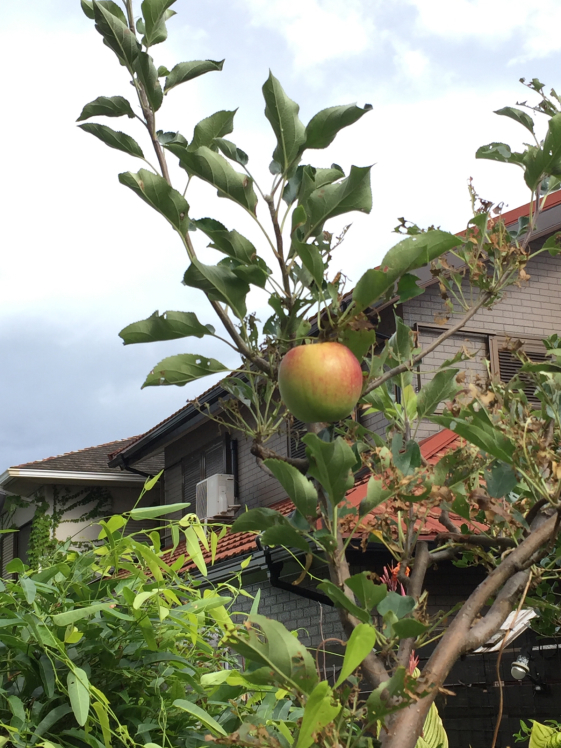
{"left": 1, "top": 0, "right": 561, "bottom": 470}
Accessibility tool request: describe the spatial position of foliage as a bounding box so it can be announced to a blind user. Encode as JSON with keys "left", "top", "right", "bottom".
{"left": 78, "top": 2, "right": 561, "bottom": 747}
{"left": 515, "top": 720, "right": 561, "bottom": 747}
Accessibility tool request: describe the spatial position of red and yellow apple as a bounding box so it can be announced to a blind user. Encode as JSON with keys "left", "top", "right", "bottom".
{"left": 278, "top": 342, "right": 363, "bottom": 423}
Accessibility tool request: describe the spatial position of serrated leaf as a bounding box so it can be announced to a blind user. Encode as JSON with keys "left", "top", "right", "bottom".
{"left": 262, "top": 71, "right": 306, "bottom": 173}
{"left": 262, "top": 460, "right": 318, "bottom": 517}
{"left": 93, "top": 2, "right": 140, "bottom": 67}
{"left": 476, "top": 142, "right": 525, "bottom": 165}
{"left": 67, "top": 668, "right": 90, "bottom": 727}
{"left": 167, "top": 144, "right": 258, "bottom": 214}
{"left": 485, "top": 461, "right": 518, "bottom": 498}
{"left": 164, "top": 59, "right": 224, "bottom": 93}
{"left": 494, "top": 106, "right": 535, "bottom": 134}
{"left": 292, "top": 241, "right": 324, "bottom": 286}
{"left": 189, "top": 110, "right": 236, "bottom": 151}
{"left": 119, "top": 310, "right": 214, "bottom": 344}
{"left": 431, "top": 406, "right": 515, "bottom": 464}
{"left": 143, "top": 353, "right": 229, "bottom": 387}
{"left": 133, "top": 51, "right": 163, "bottom": 111}
{"left": 141, "top": 0, "right": 176, "bottom": 47}
{"left": 346, "top": 573, "right": 387, "bottom": 610}
{"left": 303, "top": 165, "right": 372, "bottom": 238}
{"left": 359, "top": 477, "right": 391, "bottom": 516}
{"left": 340, "top": 329, "right": 377, "bottom": 362}
{"left": 306, "top": 103, "right": 372, "bottom": 149}
{"left": 297, "top": 681, "right": 341, "bottom": 748}
{"left": 193, "top": 217, "right": 258, "bottom": 264}
{"left": 184, "top": 258, "right": 249, "bottom": 319}
{"left": 353, "top": 230, "right": 461, "bottom": 312}
{"left": 118, "top": 168, "right": 189, "bottom": 233}
{"left": 397, "top": 272, "right": 424, "bottom": 303}
{"left": 77, "top": 95, "right": 135, "bottom": 122}
{"left": 416, "top": 368, "right": 460, "bottom": 419}
{"left": 302, "top": 434, "right": 356, "bottom": 505}
{"left": 215, "top": 138, "right": 249, "bottom": 166}
{"left": 78, "top": 123, "right": 144, "bottom": 158}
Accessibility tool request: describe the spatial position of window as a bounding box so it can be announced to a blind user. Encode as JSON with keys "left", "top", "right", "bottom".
{"left": 288, "top": 418, "right": 307, "bottom": 461}
{"left": 489, "top": 336, "right": 549, "bottom": 404}
{"left": 182, "top": 438, "right": 226, "bottom": 507}
{"left": 15, "top": 521, "right": 32, "bottom": 566}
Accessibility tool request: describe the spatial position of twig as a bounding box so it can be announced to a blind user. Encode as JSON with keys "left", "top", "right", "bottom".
{"left": 490, "top": 572, "right": 532, "bottom": 748}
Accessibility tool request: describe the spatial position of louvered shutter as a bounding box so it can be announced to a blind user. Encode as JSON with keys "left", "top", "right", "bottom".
{"left": 288, "top": 418, "right": 307, "bottom": 460}
{"left": 183, "top": 452, "right": 202, "bottom": 507}
{"left": 204, "top": 440, "right": 225, "bottom": 478}
{"left": 491, "top": 336, "right": 548, "bottom": 404}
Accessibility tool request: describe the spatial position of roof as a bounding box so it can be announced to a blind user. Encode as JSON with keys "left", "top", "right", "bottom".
{"left": 1, "top": 437, "right": 164, "bottom": 496}
{"left": 167, "top": 429, "right": 485, "bottom": 574}
{"left": 110, "top": 192, "right": 561, "bottom": 471}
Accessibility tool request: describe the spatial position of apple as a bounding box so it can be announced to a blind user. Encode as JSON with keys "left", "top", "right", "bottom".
{"left": 278, "top": 342, "right": 363, "bottom": 423}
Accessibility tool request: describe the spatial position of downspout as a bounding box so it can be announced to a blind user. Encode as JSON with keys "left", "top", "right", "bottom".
{"left": 256, "top": 539, "right": 333, "bottom": 606}
{"left": 115, "top": 455, "right": 152, "bottom": 479}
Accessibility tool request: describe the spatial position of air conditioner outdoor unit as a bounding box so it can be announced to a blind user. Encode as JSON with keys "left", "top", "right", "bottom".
{"left": 196, "top": 474, "right": 237, "bottom": 520}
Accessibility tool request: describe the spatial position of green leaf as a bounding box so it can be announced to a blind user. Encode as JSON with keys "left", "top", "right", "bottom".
{"left": 34, "top": 704, "right": 73, "bottom": 740}
{"left": 292, "top": 241, "right": 324, "bottom": 286}
{"left": 303, "top": 165, "right": 372, "bottom": 238}
{"left": 232, "top": 507, "right": 288, "bottom": 534}
{"left": 225, "top": 614, "right": 318, "bottom": 694}
{"left": 52, "top": 603, "right": 114, "bottom": 626}
{"left": 67, "top": 668, "right": 90, "bottom": 727}
{"left": 167, "top": 144, "right": 258, "bottom": 213}
{"left": 451, "top": 494, "right": 470, "bottom": 520}
{"left": 305, "top": 103, "right": 372, "bottom": 150}
{"left": 260, "top": 524, "right": 310, "bottom": 553}
{"left": 485, "top": 461, "right": 518, "bottom": 498}
{"left": 20, "top": 576, "right": 36, "bottom": 604}
{"left": 392, "top": 436, "right": 421, "bottom": 476}
{"left": 184, "top": 259, "right": 249, "bottom": 319}
{"left": 393, "top": 618, "right": 429, "bottom": 638}
{"left": 144, "top": 470, "right": 163, "bottom": 491}
{"left": 365, "top": 667, "right": 408, "bottom": 720}
{"left": 262, "top": 459, "right": 317, "bottom": 517}
{"left": 173, "top": 700, "right": 227, "bottom": 736}
{"left": 317, "top": 580, "right": 370, "bottom": 623}
{"left": 397, "top": 272, "right": 424, "bottom": 303}
{"left": 431, "top": 407, "right": 515, "bottom": 464}
{"left": 142, "top": 353, "right": 229, "bottom": 387}
{"left": 119, "top": 310, "right": 214, "bottom": 344}
{"left": 77, "top": 95, "right": 135, "bottom": 122}
{"left": 189, "top": 110, "right": 236, "bottom": 151}
{"left": 93, "top": 2, "right": 140, "bottom": 67}
{"left": 302, "top": 434, "right": 356, "bottom": 505}
{"left": 193, "top": 218, "right": 257, "bottom": 264}
{"left": 353, "top": 230, "right": 462, "bottom": 312}
{"left": 476, "top": 142, "right": 524, "bottom": 165}
{"left": 494, "top": 106, "right": 535, "bottom": 134}
{"left": 129, "top": 502, "right": 190, "bottom": 520}
{"left": 359, "top": 477, "right": 391, "bottom": 517}
{"left": 78, "top": 123, "right": 144, "bottom": 158}
{"left": 118, "top": 168, "right": 189, "bottom": 233}
{"left": 345, "top": 573, "right": 387, "bottom": 610}
{"left": 297, "top": 681, "right": 341, "bottom": 748}
{"left": 542, "top": 232, "right": 561, "bottom": 256}
{"left": 92, "top": 701, "right": 112, "bottom": 748}
{"left": 416, "top": 369, "right": 460, "bottom": 419}
{"left": 340, "top": 329, "right": 377, "bottom": 362}
{"left": 141, "top": 0, "right": 176, "bottom": 47}
{"left": 215, "top": 138, "right": 249, "bottom": 166}
{"left": 334, "top": 623, "right": 377, "bottom": 687}
{"left": 133, "top": 51, "right": 163, "bottom": 111}
{"left": 81, "top": 0, "right": 95, "bottom": 18}
{"left": 6, "top": 558, "right": 25, "bottom": 575}
{"left": 262, "top": 71, "right": 306, "bottom": 173}
{"left": 377, "top": 591, "right": 415, "bottom": 619}
{"left": 39, "top": 655, "right": 56, "bottom": 699}
{"left": 164, "top": 59, "right": 225, "bottom": 93}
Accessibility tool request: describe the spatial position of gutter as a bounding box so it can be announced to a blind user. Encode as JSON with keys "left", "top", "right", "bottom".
{"left": 0, "top": 468, "right": 146, "bottom": 491}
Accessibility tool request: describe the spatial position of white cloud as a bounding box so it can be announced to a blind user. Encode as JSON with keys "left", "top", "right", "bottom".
{"left": 241, "top": 0, "right": 377, "bottom": 68}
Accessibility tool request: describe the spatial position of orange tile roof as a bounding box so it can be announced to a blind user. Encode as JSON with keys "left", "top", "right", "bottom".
{"left": 167, "top": 429, "right": 483, "bottom": 574}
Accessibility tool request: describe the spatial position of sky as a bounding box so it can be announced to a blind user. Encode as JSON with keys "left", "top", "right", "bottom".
{"left": 2, "top": 0, "right": 561, "bottom": 470}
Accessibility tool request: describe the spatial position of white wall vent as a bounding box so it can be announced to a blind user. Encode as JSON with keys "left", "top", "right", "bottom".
{"left": 195, "top": 474, "right": 237, "bottom": 520}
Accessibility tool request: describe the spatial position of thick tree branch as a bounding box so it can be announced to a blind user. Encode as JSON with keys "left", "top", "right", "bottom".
{"left": 364, "top": 292, "right": 491, "bottom": 396}
{"left": 462, "top": 570, "right": 530, "bottom": 651}
{"left": 265, "top": 196, "right": 292, "bottom": 302}
{"left": 381, "top": 509, "right": 561, "bottom": 748}
{"left": 439, "top": 508, "right": 460, "bottom": 534}
{"left": 434, "top": 532, "right": 516, "bottom": 550}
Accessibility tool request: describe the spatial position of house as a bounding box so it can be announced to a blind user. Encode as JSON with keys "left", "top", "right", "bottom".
{"left": 0, "top": 438, "right": 163, "bottom": 571}
{"left": 105, "top": 191, "right": 561, "bottom": 747}
{"left": 3, "top": 192, "right": 561, "bottom": 746}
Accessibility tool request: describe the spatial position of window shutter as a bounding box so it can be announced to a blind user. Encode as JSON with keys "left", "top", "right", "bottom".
{"left": 288, "top": 419, "right": 307, "bottom": 460}
{"left": 204, "top": 440, "right": 225, "bottom": 478}
{"left": 491, "top": 336, "right": 548, "bottom": 404}
{"left": 183, "top": 452, "right": 202, "bottom": 507}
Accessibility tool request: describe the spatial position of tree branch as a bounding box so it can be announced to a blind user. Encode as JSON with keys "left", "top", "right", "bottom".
{"left": 364, "top": 292, "right": 491, "bottom": 396}
{"left": 433, "top": 532, "right": 516, "bottom": 550}
{"left": 462, "top": 570, "right": 530, "bottom": 652}
{"left": 439, "top": 508, "right": 460, "bottom": 534}
{"left": 251, "top": 441, "right": 309, "bottom": 473}
{"left": 265, "top": 196, "right": 291, "bottom": 301}
{"left": 381, "top": 509, "right": 561, "bottom": 748}
{"left": 397, "top": 541, "right": 430, "bottom": 669}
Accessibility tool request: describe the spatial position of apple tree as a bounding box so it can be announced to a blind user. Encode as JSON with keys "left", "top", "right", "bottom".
{"left": 78, "top": 3, "right": 561, "bottom": 746}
